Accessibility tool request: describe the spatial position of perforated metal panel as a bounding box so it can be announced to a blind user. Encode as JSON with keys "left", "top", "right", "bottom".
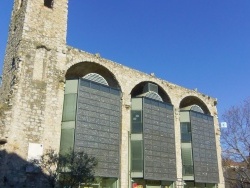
{"left": 190, "top": 111, "right": 219, "bottom": 183}
{"left": 143, "top": 98, "right": 176, "bottom": 181}
{"left": 75, "top": 79, "right": 121, "bottom": 178}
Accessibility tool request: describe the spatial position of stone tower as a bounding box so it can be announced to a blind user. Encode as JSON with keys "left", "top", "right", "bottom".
{"left": 0, "top": 0, "right": 68, "bottom": 186}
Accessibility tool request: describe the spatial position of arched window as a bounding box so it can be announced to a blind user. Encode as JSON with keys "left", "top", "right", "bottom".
{"left": 190, "top": 105, "right": 204, "bottom": 114}
{"left": 137, "top": 91, "right": 163, "bottom": 102}
{"left": 82, "top": 73, "right": 109, "bottom": 86}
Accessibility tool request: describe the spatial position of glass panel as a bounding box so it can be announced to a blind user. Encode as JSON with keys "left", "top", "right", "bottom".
{"left": 183, "top": 165, "right": 193, "bottom": 176}
{"left": 184, "top": 181, "right": 195, "bottom": 188}
{"left": 206, "top": 183, "right": 216, "bottom": 188}
{"left": 60, "top": 128, "right": 74, "bottom": 155}
{"left": 181, "top": 122, "right": 191, "bottom": 133}
{"left": 182, "top": 147, "right": 193, "bottom": 175}
{"left": 146, "top": 180, "right": 161, "bottom": 188}
{"left": 131, "top": 140, "right": 143, "bottom": 172}
{"left": 181, "top": 122, "right": 191, "bottom": 143}
{"left": 182, "top": 147, "right": 192, "bottom": 165}
{"left": 62, "top": 94, "right": 77, "bottom": 121}
{"left": 131, "top": 110, "right": 142, "bottom": 133}
{"left": 195, "top": 183, "right": 205, "bottom": 188}
{"left": 162, "top": 181, "right": 174, "bottom": 188}
{"left": 181, "top": 133, "right": 192, "bottom": 143}
{"left": 100, "top": 178, "right": 117, "bottom": 188}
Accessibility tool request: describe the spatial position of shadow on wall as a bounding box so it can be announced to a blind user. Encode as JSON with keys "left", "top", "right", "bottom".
{"left": 0, "top": 149, "right": 51, "bottom": 188}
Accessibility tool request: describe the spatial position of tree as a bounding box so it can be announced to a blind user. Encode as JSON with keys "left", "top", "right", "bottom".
{"left": 221, "top": 97, "right": 250, "bottom": 188}
{"left": 33, "top": 149, "right": 98, "bottom": 188}
{"left": 37, "top": 149, "right": 60, "bottom": 188}
{"left": 58, "top": 151, "right": 98, "bottom": 188}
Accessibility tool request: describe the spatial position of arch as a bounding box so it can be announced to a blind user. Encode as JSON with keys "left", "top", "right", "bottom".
{"left": 65, "top": 61, "right": 121, "bottom": 89}
{"left": 130, "top": 81, "right": 171, "bottom": 103}
{"left": 179, "top": 96, "right": 210, "bottom": 115}
{"left": 61, "top": 62, "right": 122, "bottom": 180}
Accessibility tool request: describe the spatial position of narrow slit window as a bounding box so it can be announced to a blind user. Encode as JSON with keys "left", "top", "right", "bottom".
{"left": 44, "top": 0, "right": 54, "bottom": 8}
{"left": 11, "top": 58, "right": 16, "bottom": 70}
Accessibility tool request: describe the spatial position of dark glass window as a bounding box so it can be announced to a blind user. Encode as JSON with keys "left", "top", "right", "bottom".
{"left": 131, "top": 140, "right": 143, "bottom": 172}
{"left": 181, "top": 122, "right": 191, "bottom": 133}
{"left": 131, "top": 110, "right": 142, "bottom": 133}
{"left": 181, "top": 147, "right": 193, "bottom": 175}
{"left": 181, "top": 122, "right": 192, "bottom": 143}
{"left": 44, "top": 0, "right": 53, "bottom": 8}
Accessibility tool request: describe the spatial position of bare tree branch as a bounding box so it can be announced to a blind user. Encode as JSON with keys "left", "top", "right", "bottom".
{"left": 221, "top": 97, "right": 250, "bottom": 187}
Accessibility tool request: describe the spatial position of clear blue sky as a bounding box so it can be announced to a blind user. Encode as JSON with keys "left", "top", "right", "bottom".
{"left": 0, "top": 1, "right": 250, "bottom": 119}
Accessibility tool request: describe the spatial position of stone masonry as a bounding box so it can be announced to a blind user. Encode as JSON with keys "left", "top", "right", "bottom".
{"left": 0, "top": 0, "right": 224, "bottom": 187}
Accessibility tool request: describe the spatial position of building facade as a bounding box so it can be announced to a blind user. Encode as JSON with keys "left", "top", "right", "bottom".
{"left": 0, "top": 0, "right": 224, "bottom": 187}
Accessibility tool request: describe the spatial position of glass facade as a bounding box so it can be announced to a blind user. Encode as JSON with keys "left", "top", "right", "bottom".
{"left": 60, "top": 79, "right": 220, "bottom": 187}
{"left": 131, "top": 97, "right": 176, "bottom": 182}
{"left": 190, "top": 111, "right": 219, "bottom": 183}
{"left": 181, "top": 122, "right": 193, "bottom": 176}
{"left": 180, "top": 109, "right": 219, "bottom": 187}
{"left": 60, "top": 78, "right": 121, "bottom": 187}
{"left": 60, "top": 79, "right": 78, "bottom": 154}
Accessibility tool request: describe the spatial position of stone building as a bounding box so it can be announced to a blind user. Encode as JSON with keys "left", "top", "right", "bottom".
{"left": 0, "top": 0, "right": 224, "bottom": 187}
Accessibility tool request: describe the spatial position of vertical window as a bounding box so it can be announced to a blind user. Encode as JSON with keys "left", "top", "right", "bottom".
{"left": 131, "top": 140, "right": 143, "bottom": 172}
{"left": 131, "top": 110, "right": 142, "bottom": 133}
{"left": 181, "top": 122, "right": 192, "bottom": 143}
{"left": 181, "top": 147, "right": 193, "bottom": 175}
{"left": 0, "top": 76, "right": 2, "bottom": 87}
{"left": 11, "top": 58, "right": 16, "bottom": 70}
{"left": 44, "top": 0, "right": 54, "bottom": 8}
{"left": 62, "top": 94, "right": 77, "bottom": 121}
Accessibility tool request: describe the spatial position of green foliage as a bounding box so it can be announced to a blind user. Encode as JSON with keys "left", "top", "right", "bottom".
{"left": 58, "top": 151, "right": 97, "bottom": 188}
{"left": 33, "top": 149, "right": 97, "bottom": 188}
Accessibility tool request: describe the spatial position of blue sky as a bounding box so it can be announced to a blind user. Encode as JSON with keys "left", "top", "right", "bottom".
{"left": 0, "top": 1, "right": 250, "bottom": 119}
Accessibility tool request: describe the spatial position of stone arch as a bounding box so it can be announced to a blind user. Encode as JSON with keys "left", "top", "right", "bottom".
{"left": 65, "top": 61, "right": 121, "bottom": 89}
{"left": 179, "top": 95, "right": 210, "bottom": 115}
{"left": 61, "top": 61, "right": 122, "bottom": 180}
{"left": 130, "top": 81, "right": 171, "bottom": 103}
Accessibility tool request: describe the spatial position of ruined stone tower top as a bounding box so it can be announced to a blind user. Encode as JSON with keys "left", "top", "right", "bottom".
{"left": 0, "top": 0, "right": 68, "bottom": 102}
{"left": 11, "top": 0, "right": 68, "bottom": 49}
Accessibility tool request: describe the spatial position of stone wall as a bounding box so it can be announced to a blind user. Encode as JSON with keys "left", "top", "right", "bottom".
{"left": 64, "top": 47, "right": 224, "bottom": 187}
